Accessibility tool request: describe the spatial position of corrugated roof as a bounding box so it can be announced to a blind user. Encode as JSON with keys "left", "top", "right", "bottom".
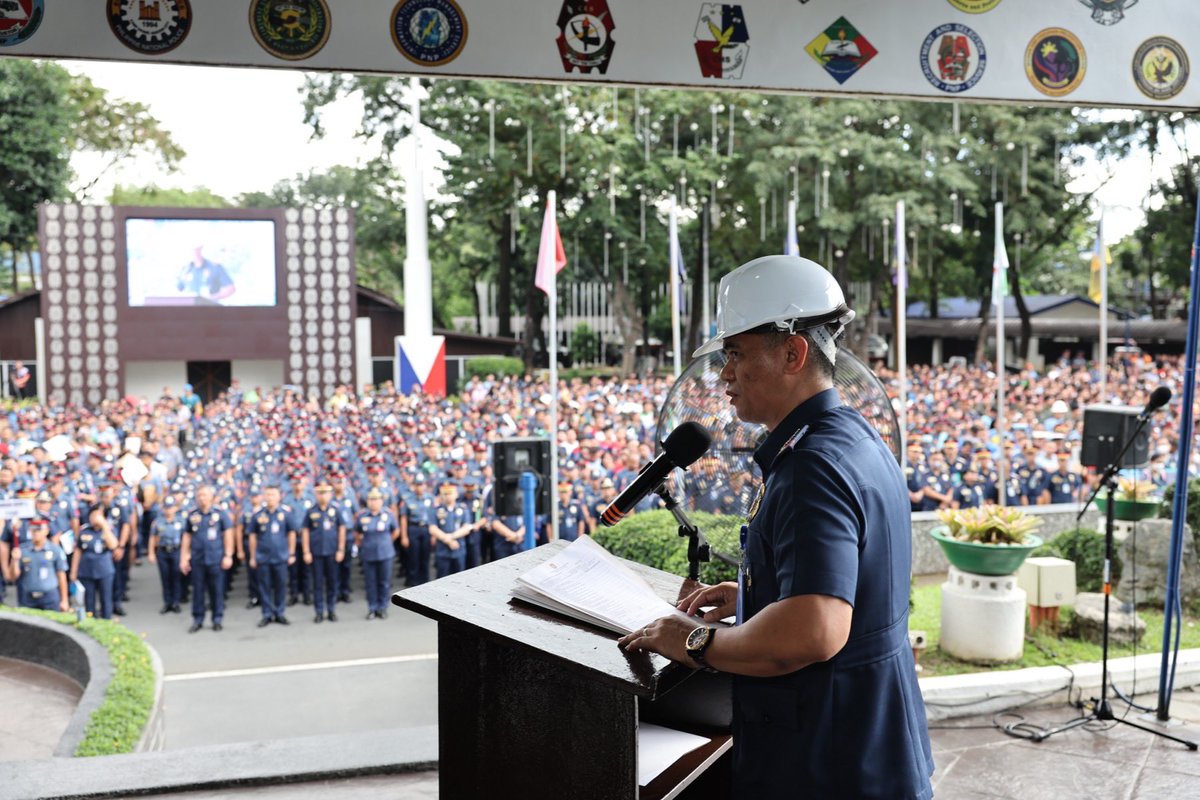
{"left": 904, "top": 294, "right": 1133, "bottom": 320}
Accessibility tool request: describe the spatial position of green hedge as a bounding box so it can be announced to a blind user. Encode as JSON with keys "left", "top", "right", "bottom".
{"left": 3, "top": 607, "right": 155, "bottom": 757}
{"left": 1031, "top": 527, "right": 1117, "bottom": 594}
{"left": 465, "top": 356, "right": 526, "bottom": 380}
{"left": 592, "top": 509, "right": 743, "bottom": 585}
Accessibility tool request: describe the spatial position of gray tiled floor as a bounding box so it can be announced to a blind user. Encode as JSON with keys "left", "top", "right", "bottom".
{"left": 0, "top": 657, "right": 82, "bottom": 763}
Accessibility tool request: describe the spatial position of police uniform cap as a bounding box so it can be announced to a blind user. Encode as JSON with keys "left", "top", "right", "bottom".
{"left": 315, "top": 481, "right": 333, "bottom": 492}
{"left": 163, "top": 495, "right": 179, "bottom": 508}
{"left": 366, "top": 489, "right": 384, "bottom": 500}
{"left": 35, "top": 491, "right": 53, "bottom": 503}
{"left": 600, "top": 478, "right": 615, "bottom": 489}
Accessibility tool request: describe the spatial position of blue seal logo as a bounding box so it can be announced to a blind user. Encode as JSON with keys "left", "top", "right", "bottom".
{"left": 0, "top": 0, "right": 44, "bottom": 47}
{"left": 391, "top": 0, "right": 468, "bottom": 67}
{"left": 920, "top": 23, "right": 986, "bottom": 93}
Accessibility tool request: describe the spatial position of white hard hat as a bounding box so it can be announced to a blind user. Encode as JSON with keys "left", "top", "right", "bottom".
{"left": 693, "top": 255, "right": 855, "bottom": 360}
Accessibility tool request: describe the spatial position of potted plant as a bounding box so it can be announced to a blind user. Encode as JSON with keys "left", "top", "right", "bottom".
{"left": 1096, "top": 478, "right": 1162, "bottom": 521}
{"left": 929, "top": 505, "right": 1044, "bottom": 576}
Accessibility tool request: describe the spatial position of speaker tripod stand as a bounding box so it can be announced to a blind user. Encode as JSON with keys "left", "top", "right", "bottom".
{"left": 1029, "top": 409, "right": 1196, "bottom": 750}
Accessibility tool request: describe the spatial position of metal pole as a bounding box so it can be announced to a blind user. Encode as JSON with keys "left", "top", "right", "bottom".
{"left": 1157, "top": 186, "right": 1200, "bottom": 719}
{"left": 895, "top": 201, "right": 907, "bottom": 466}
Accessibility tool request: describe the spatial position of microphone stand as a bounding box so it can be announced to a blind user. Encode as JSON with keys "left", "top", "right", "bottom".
{"left": 654, "top": 482, "right": 709, "bottom": 582}
{"left": 1030, "top": 410, "right": 1196, "bottom": 749}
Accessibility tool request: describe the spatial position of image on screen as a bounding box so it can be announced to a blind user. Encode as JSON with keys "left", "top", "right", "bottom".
{"left": 126, "top": 218, "right": 278, "bottom": 308}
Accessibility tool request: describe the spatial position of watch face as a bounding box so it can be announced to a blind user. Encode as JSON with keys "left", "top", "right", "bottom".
{"left": 686, "top": 626, "right": 711, "bottom": 652}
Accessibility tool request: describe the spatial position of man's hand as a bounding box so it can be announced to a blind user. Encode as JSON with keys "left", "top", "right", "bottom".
{"left": 303, "top": 552, "right": 312, "bottom": 565}
{"left": 59, "top": 597, "right": 70, "bottom": 613}
{"left": 249, "top": 557, "right": 257, "bottom": 570}
{"left": 617, "top": 615, "right": 699, "bottom": 666}
{"left": 180, "top": 557, "right": 191, "bottom": 576}
{"left": 221, "top": 555, "right": 233, "bottom": 570}
{"left": 677, "top": 581, "right": 738, "bottom": 623}
{"left": 114, "top": 547, "right": 125, "bottom": 562}
{"left": 148, "top": 552, "right": 157, "bottom": 565}
{"left": 335, "top": 550, "right": 344, "bottom": 563}
{"left": 288, "top": 554, "right": 296, "bottom": 566}
{"left": 400, "top": 535, "right": 409, "bottom": 548}
{"left": 447, "top": 539, "right": 460, "bottom": 551}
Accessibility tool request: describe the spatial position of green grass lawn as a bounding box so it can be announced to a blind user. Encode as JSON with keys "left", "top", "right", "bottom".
{"left": 909, "top": 582, "right": 1200, "bottom": 677}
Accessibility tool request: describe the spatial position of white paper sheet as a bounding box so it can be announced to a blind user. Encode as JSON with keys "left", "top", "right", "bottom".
{"left": 637, "top": 723, "right": 711, "bottom": 787}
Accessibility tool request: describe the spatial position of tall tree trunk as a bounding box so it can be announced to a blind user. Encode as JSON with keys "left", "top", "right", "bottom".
{"left": 609, "top": 279, "right": 642, "bottom": 377}
{"left": 497, "top": 214, "right": 514, "bottom": 338}
{"left": 472, "top": 273, "right": 484, "bottom": 335}
{"left": 1008, "top": 243, "right": 1032, "bottom": 361}
{"left": 7, "top": 242, "right": 17, "bottom": 293}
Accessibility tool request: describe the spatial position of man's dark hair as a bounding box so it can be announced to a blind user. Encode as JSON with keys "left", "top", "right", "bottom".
{"left": 748, "top": 324, "right": 837, "bottom": 380}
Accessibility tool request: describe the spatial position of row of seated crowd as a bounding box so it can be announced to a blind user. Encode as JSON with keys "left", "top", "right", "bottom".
{"left": 0, "top": 350, "right": 1186, "bottom": 627}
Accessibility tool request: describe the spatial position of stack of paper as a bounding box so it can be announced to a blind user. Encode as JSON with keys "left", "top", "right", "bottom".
{"left": 512, "top": 536, "right": 692, "bottom": 635}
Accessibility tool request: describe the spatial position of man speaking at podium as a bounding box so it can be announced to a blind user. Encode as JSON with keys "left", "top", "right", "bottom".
{"left": 620, "top": 256, "right": 933, "bottom": 799}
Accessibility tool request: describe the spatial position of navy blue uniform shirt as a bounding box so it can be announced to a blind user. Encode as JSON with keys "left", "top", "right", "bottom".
{"left": 185, "top": 508, "right": 232, "bottom": 565}
{"left": 77, "top": 525, "right": 116, "bottom": 580}
{"left": 356, "top": 511, "right": 397, "bottom": 561}
{"left": 249, "top": 507, "right": 292, "bottom": 565}
{"left": 305, "top": 504, "right": 343, "bottom": 557}
{"left": 736, "top": 389, "right": 933, "bottom": 799}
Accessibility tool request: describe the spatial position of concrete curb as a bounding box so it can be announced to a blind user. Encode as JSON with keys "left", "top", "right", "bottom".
{"left": 920, "top": 647, "right": 1200, "bottom": 720}
{"left": 0, "top": 611, "right": 112, "bottom": 758}
{"left": 0, "top": 726, "right": 438, "bottom": 800}
{"left": 134, "top": 643, "right": 166, "bottom": 753}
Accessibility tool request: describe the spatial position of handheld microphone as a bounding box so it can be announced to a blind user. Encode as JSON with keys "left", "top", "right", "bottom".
{"left": 1139, "top": 386, "right": 1172, "bottom": 421}
{"left": 600, "top": 422, "right": 712, "bottom": 526}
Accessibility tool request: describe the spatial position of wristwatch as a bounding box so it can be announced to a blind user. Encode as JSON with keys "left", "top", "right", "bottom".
{"left": 685, "top": 626, "right": 717, "bottom": 671}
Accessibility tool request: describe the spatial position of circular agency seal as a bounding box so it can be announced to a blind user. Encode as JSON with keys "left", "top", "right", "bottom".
{"left": 107, "top": 0, "right": 192, "bottom": 56}
{"left": 1025, "top": 27, "right": 1086, "bottom": 97}
{"left": 1133, "top": 36, "right": 1189, "bottom": 101}
{"left": 391, "top": 0, "right": 468, "bottom": 67}
{"left": 920, "top": 23, "right": 987, "bottom": 93}
{"left": 945, "top": 0, "right": 1002, "bottom": 13}
{"left": 0, "top": 0, "right": 44, "bottom": 47}
{"left": 250, "top": 0, "right": 331, "bottom": 61}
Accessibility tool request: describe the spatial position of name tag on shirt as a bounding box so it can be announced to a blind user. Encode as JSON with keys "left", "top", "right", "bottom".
{"left": 39, "top": 566, "right": 49, "bottom": 582}
{"left": 207, "top": 529, "right": 217, "bottom": 541}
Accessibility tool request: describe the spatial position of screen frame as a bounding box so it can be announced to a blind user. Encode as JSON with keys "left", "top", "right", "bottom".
{"left": 113, "top": 206, "right": 290, "bottom": 361}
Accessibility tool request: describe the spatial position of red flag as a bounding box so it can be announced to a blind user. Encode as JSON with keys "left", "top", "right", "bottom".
{"left": 534, "top": 194, "right": 567, "bottom": 295}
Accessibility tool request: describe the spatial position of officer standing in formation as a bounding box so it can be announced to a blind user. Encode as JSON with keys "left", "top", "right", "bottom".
{"left": 355, "top": 488, "right": 398, "bottom": 620}
{"left": 148, "top": 495, "right": 185, "bottom": 613}
{"left": 71, "top": 506, "right": 118, "bottom": 619}
{"left": 401, "top": 475, "right": 435, "bottom": 586}
{"left": 10, "top": 519, "right": 69, "bottom": 612}
{"left": 431, "top": 483, "right": 471, "bottom": 578}
{"left": 180, "top": 485, "right": 234, "bottom": 633}
{"left": 302, "top": 481, "right": 345, "bottom": 623}
{"left": 247, "top": 485, "right": 294, "bottom": 627}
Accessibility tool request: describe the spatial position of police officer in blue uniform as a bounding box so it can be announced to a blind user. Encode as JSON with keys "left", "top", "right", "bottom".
{"left": 12, "top": 518, "right": 69, "bottom": 612}
{"left": 71, "top": 506, "right": 118, "bottom": 619}
{"left": 282, "top": 474, "right": 314, "bottom": 605}
{"left": 402, "top": 475, "right": 435, "bottom": 586}
{"left": 904, "top": 442, "right": 927, "bottom": 512}
{"left": 431, "top": 483, "right": 471, "bottom": 578}
{"left": 330, "top": 473, "right": 357, "bottom": 601}
{"left": 620, "top": 256, "right": 933, "bottom": 799}
{"left": 952, "top": 463, "right": 987, "bottom": 509}
{"left": 355, "top": 488, "right": 398, "bottom": 620}
{"left": 555, "top": 482, "right": 586, "bottom": 542}
{"left": 180, "top": 485, "right": 234, "bottom": 633}
{"left": 148, "top": 495, "right": 185, "bottom": 613}
{"left": 302, "top": 481, "right": 345, "bottom": 623}
{"left": 919, "top": 452, "right": 954, "bottom": 512}
{"left": 95, "top": 482, "right": 133, "bottom": 616}
{"left": 247, "top": 485, "right": 295, "bottom": 627}
{"left": 1040, "top": 451, "right": 1084, "bottom": 505}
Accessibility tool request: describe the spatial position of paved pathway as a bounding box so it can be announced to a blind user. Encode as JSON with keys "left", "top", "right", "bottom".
{"left": 119, "top": 559, "right": 439, "bottom": 748}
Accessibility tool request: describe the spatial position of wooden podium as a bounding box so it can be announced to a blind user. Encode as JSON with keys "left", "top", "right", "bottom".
{"left": 393, "top": 540, "right": 732, "bottom": 800}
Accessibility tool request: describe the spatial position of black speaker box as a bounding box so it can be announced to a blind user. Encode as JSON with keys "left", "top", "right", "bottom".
{"left": 1081, "top": 404, "right": 1149, "bottom": 469}
{"left": 492, "top": 438, "right": 551, "bottom": 516}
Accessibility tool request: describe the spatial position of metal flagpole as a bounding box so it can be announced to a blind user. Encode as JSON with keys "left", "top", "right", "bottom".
{"left": 1099, "top": 212, "right": 1109, "bottom": 401}
{"left": 895, "top": 201, "right": 907, "bottom": 467}
{"left": 546, "top": 190, "right": 560, "bottom": 541}
{"left": 995, "top": 203, "right": 1009, "bottom": 507}
{"left": 669, "top": 196, "right": 682, "bottom": 378}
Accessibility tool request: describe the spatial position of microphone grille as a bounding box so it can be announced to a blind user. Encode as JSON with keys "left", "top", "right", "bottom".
{"left": 662, "top": 421, "right": 713, "bottom": 467}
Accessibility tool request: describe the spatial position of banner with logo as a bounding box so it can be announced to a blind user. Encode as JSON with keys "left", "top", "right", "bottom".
{"left": 0, "top": 0, "right": 1195, "bottom": 110}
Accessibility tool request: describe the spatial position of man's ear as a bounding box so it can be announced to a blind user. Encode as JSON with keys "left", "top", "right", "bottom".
{"left": 782, "top": 334, "right": 809, "bottom": 375}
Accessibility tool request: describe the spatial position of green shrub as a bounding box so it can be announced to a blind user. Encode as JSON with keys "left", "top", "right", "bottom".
{"left": 1160, "top": 477, "right": 1200, "bottom": 552}
{"left": 3, "top": 607, "right": 156, "bottom": 757}
{"left": 465, "top": 356, "right": 525, "bottom": 380}
{"left": 1035, "top": 528, "right": 1119, "bottom": 593}
{"left": 569, "top": 322, "right": 599, "bottom": 366}
{"left": 593, "top": 509, "right": 743, "bottom": 585}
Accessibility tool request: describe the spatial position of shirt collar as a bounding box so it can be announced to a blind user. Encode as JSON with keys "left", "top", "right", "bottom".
{"left": 753, "top": 388, "right": 842, "bottom": 477}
